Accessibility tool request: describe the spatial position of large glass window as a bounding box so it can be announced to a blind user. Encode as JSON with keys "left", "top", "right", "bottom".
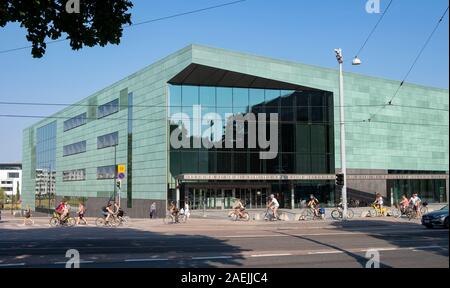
{"left": 64, "top": 113, "right": 87, "bottom": 132}
{"left": 97, "top": 132, "right": 119, "bottom": 149}
{"left": 97, "top": 165, "right": 116, "bottom": 180}
{"left": 97, "top": 99, "right": 119, "bottom": 119}
{"left": 168, "top": 85, "right": 334, "bottom": 176}
{"left": 7, "top": 173, "right": 19, "bottom": 178}
{"left": 63, "top": 141, "right": 87, "bottom": 157}
{"left": 63, "top": 169, "right": 86, "bottom": 182}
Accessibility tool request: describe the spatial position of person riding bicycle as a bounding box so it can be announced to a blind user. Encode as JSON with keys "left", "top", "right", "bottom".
{"left": 232, "top": 197, "right": 246, "bottom": 219}
{"left": 168, "top": 201, "right": 180, "bottom": 223}
{"left": 101, "top": 202, "right": 115, "bottom": 223}
{"left": 399, "top": 195, "right": 410, "bottom": 213}
{"left": 268, "top": 194, "right": 280, "bottom": 220}
{"left": 374, "top": 193, "right": 384, "bottom": 210}
{"left": 55, "top": 200, "right": 70, "bottom": 223}
{"left": 409, "top": 193, "right": 422, "bottom": 218}
{"left": 307, "top": 195, "right": 320, "bottom": 217}
{"left": 23, "top": 204, "right": 32, "bottom": 225}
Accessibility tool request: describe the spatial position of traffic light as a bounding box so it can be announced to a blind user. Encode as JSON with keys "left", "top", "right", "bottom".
{"left": 336, "top": 173, "right": 345, "bottom": 187}
{"left": 116, "top": 180, "right": 122, "bottom": 189}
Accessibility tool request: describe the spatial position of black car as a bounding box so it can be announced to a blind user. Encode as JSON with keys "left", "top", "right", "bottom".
{"left": 422, "top": 205, "right": 449, "bottom": 229}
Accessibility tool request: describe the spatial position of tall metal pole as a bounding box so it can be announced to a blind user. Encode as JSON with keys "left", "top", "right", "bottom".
{"left": 114, "top": 145, "right": 117, "bottom": 202}
{"left": 335, "top": 48, "right": 348, "bottom": 220}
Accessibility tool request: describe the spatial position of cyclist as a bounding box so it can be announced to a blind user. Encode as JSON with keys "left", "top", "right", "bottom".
{"left": 409, "top": 193, "right": 422, "bottom": 218}
{"left": 23, "top": 204, "right": 32, "bottom": 225}
{"left": 399, "top": 195, "right": 410, "bottom": 214}
{"left": 55, "top": 200, "right": 69, "bottom": 223}
{"left": 76, "top": 202, "right": 87, "bottom": 225}
{"left": 374, "top": 193, "right": 384, "bottom": 210}
{"left": 268, "top": 194, "right": 280, "bottom": 220}
{"left": 307, "top": 194, "right": 320, "bottom": 217}
{"left": 101, "top": 202, "right": 115, "bottom": 223}
{"left": 168, "top": 201, "right": 179, "bottom": 223}
{"left": 232, "top": 197, "right": 246, "bottom": 219}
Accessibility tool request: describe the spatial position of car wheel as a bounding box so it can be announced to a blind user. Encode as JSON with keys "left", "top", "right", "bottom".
{"left": 444, "top": 218, "right": 449, "bottom": 229}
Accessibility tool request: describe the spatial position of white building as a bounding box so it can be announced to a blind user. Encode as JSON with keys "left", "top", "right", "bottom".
{"left": 0, "top": 163, "right": 22, "bottom": 197}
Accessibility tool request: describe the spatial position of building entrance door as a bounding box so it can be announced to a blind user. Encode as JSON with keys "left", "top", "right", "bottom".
{"left": 185, "top": 184, "right": 270, "bottom": 210}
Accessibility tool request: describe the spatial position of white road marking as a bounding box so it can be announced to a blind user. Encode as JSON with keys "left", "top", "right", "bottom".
{"left": 250, "top": 253, "right": 292, "bottom": 258}
{"left": 124, "top": 258, "right": 169, "bottom": 262}
{"left": 308, "top": 251, "right": 344, "bottom": 255}
{"left": 53, "top": 261, "right": 94, "bottom": 265}
{"left": 191, "top": 256, "right": 233, "bottom": 260}
{"left": 0, "top": 263, "right": 25, "bottom": 267}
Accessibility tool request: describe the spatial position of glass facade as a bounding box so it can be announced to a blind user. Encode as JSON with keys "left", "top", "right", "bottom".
{"left": 35, "top": 121, "right": 57, "bottom": 211}
{"left": 97, "top": 132, "right": 119, "bottom": 149}
{"left": 389, "top": 178, "right": 447, "bottom": 204}
{"left": 169, "top": 85, "right": 334, "bottom": 177}
{"left": 63, "top": 141, "right": 87, "bottom": 157}
{"left": 97, "top": 99, "right": 119, "bottom": 119}
{"left": 168, "top": 84, "right": 335, "bottom": 208}
{"left": 63, "top": 113, "right": 87, "bottom": 132}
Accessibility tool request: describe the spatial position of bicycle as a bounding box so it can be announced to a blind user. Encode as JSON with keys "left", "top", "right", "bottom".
{"left": 368, "top": 203, "right": 388, "bottom": 217}
{"left": 230, "top": 209, "right": 250, "bottom": 222}
{"left": 164, "top": 212, "right": 187, "bottom": 224}
{"left": 50, "top": 212, "right": 76, "bottom": 227}
{"left": 95, "top": 214, "right": 120, "bottom": 227}
{"left": 299, "top": 207, "right": 325, "bottom": 221}
{"left": 331, "top": 206, "right": 354, "bottom": 220}
{"left": 263, "top": 207, "right": 282, "bottom": 221}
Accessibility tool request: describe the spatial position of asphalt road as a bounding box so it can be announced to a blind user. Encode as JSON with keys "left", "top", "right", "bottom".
{"left": 0, "top": 215, "right": 448, "bottom": 268}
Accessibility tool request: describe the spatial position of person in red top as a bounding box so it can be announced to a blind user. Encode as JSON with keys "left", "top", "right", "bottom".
{"left": 55, "top": 201, "right": 69, "bottom": 223}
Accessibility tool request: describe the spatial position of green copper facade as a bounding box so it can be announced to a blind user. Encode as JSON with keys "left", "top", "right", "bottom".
{"left": 22, "top": 45, "right": 449, "bottom": 215}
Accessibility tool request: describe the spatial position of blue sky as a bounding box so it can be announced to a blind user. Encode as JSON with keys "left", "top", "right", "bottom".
{"left": 0, "top": 0, "right": 448, "bottom": 163}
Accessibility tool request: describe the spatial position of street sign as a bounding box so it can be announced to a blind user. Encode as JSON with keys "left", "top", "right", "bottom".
{"left": 118, "top": 173, "right": 125, "bottom": 180}
{"left": 117, "top": 165, "right": 126, "bottom": 174}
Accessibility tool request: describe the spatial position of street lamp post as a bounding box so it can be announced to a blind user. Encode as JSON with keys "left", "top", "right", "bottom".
{"left": 335, "top": 48, "right": 348, "bottom": 220}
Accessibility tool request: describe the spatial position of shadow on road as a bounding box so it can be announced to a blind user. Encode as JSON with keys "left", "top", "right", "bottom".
{"left": 0, "top": 224, "right": 248, "bottom": 268}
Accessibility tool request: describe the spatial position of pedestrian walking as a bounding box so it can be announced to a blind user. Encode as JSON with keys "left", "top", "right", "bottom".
{"left": 149, "top": 202, "right": 157, "bottom": 219}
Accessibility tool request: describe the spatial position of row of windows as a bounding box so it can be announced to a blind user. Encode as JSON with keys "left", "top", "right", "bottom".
{"left": 1, "top": 181, "right": 13, "bottom": 185}
{"left": 7, "top": 173, "right": 19, "bottom": 178}
{"left": 64, "top": 113, "right": 87, "bottom": 132}
{"left": 1, "top": 187, "right": 13, "bottom": 191}
{"left": 97, "top": 132, "right": 119, "bottom": 149}
{"left": 62, "top": 166, "right": 117, "bottom": 182}
{"left": 63, "top": 141, "right": 87, "bottom": 157}
{"left": 63, "top": 169, "right": 86, "bottom": 182}
{"left": 63, "top": 99, "right": 119, "bottom": 134}
{"left": 98, "top": 99, "right": 119, "bottom": 119}
{"left": 97, "top": 165, "right": 116, "bottom": 180}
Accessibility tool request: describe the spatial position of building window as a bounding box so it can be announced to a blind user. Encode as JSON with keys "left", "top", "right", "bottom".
{"left": 97, "top": 132, "right": 119, "bottom": 149}
{"left": 97, "top": 165, "right": 116, "bottom": 180}
{"left": 7, "top": 173, "right": 20, "bottom": 178}
{"left": 1, "top": 181, "right": 13, "bottom": 184}
{"left": 64, "top": 113, "right": 87, "bottom": 132}
{"left": 2, "top": 187, "right": 13, "bottom": 191}
{"left": 97, "top": 99, "right": 119, "bottom": 119}
{"left": 63, "top": 141, "right": 87, "bottom": 157}
{"left": 63, "top": 169, "right": 86, "bottom": 182}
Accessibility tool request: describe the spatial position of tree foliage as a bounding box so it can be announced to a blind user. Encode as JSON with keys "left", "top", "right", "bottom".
{"left": 0, "top": 0, "right": 133, "bottom": 58}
